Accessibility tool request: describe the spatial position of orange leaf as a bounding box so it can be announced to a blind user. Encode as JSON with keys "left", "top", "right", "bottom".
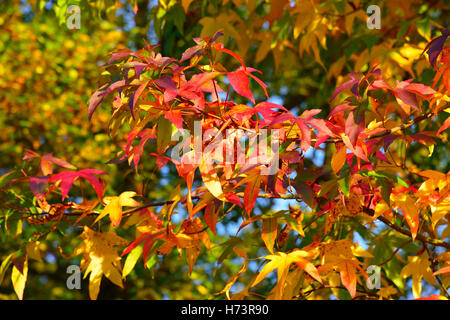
{"left": 433, "top": 265, "right": 450, "bottom": 276}
{"left": 186, "top": 245, "right": 200, "bottom": 274}
{"left": 331, "top": 145, "right": 347, "bottom": 173}
{"left": 244, "top": 174, "right": 262, "bottom": 216}
{"left": 338, "top": 260, "right": 357, "bottom": 298}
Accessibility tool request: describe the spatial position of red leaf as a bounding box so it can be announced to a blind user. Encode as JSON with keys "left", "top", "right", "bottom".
{"left": 405, "top": 82, "right": 436, "bottom": 96}
{"left": 422, "top": 28, "right": 450, "bottom": 68}
{"left": 164, "top": 110, "right": 184, "bottom": 129}
{"left": 29, "top": 176, "right": 49, "bottom": 198}
{"left": 42, "top": 154, "right": 76, "bottom": 170}
{"left": 295, "top": 118, "right": 311, "bottom": 152}
{"left": 40, "top": 158, "right": 53, "bottom": 176}
{"left": 130, "top": 80, "right": 149, "bottom": 119}
{"left": 107, "top": 50, "right": 135, "bottom": 64}
{"left": 188, "top": 72, "right": 223, "bottom": 93}
{"left": 88, "top": 80, "right": 129, "bottom": 120}
{"left": 180, "top": 44, "right": 202, "bottom": 62}
{"left": 246, "top": 71, "right": 269, "bottom": 99}
{"left": 328, "top": 103, "right": 356, "bottom": 118}
{"left": 213, "top": 43, "right": 246, "bottom": 68}
{"left": 309, "top": 118, "right": 333, "bottom": 137}
{"left": 22, "top": 149, "right": 39, "bottom": 160}
{"left": 345, "top": 109, "right": 365, "bottom": 147}
{"left": 50, "top": 169, "right": 105, "bottom": 200}
{"left": 122, "top": 233, "right": 147, "bottom": 257}
{"left": 204, "top": 203, "right": 218, "bottom": 235}
{"left": 228, "top": 68, "right": 255, "bottom": 103}
{"left": 330, "top": 76, "right": 360, "bottom": 102}
{"left": 437, "top": 117, "right": 450, "bottom": 135}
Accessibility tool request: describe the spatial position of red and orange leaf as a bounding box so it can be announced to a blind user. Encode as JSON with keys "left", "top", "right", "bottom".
{"left": 243, "top": 174, "right": 262, "bottom": 216}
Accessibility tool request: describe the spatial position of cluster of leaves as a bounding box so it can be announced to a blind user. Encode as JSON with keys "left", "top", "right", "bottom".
{"left": 2, "top": 24, "right": 450, "bottom": 300}
{"left": 1, "top": 1, "right": 449, "bottom": 300}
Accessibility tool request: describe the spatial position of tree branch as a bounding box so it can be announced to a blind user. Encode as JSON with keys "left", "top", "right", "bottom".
{"left": 362, "top": 207, "right": 450, "bottom": 250}
{"left": 59, "top": 192, "right": 450, "bottom": 251}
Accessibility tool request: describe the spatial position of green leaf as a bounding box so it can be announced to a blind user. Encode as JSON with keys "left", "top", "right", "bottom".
{"left": 397, "top": 21, "right": 411, "bottom": 40}
{"left": 145, "top": 254, "right": 158, "bottom": 270}
{"left": 167, "top": 5, "right": 186, "bottom": 35}
{"left": 0, "top": 170, "right": 21, "bottom": 189}
{"left": 345, "top": 38, "right": 360, "bottom": 60}
{"left": 122, "top": 245, "right": 143, "bottom": 278}
{"left": 333, "top": 1, "right": 346, "bottom": 14}
{"left": 317, "top": 179, "right": 337, "bottom": 198}
{"left": 380, "top": 178, "right": 393, "bottom": 206}
{"left": 338, "top": 175, "right": 350, "bottom": 197}
{"left": 363, "top": 34, "right": 378, "bottom": 54}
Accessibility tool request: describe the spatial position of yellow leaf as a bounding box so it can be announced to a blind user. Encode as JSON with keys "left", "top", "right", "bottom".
{"left": 199, "top": 13, "right": 241, "bottom": 44}
{"left": 352, "top": 244, "right": 373, "bottom": 258}
{"left": 319, "top": 239, "right": 368, "bottom": 298}
{"left": 95, "top": 191, "right": 140, "bottom": 227}
{"left": 281, "top": 267, "right": 303, "bottom": 299}
{"left": 430, "top": 205, "right": 450, "bottom": 230}
{"left": 293, "top": 1, "right": 314, "bottom": 39}
{"left": 199, "top": 153, "right": 225, "bottom": 200}
{"left": 11, "top": 258, "right": 28, "bottom": 300}
{"left": 378, "top": 285, "right": 398, "bottom": 299}
{"left": 119, "top": 191, "right": 140, "bottom": 207}
{"left": 328, "top": 271, "right": 341, "bottom": 298}
{"left": 26, "top": 241, "right": 42, "bottom": 262}
{"left": 103, "top": 197, "right": 122, "bottom": 226}
{"left": 400, "top": 252, "right": 436, "bottom": 298}
{"left": 345, "top": 11, "right": 356, "bottom": 35}
{"left": 374, "top": 200, "right": 390, "bottom": 219}
{"left": 73, "top": 227, "right": 128, "bottom": 300}
{"left": 252, "top": 250, "right": 321, "bottom": 299}
{"left": 390, "top": 193, "right": 419, "bottom": 240}
{"left": 255, "top": 31, "right": 273, "bottom": 63}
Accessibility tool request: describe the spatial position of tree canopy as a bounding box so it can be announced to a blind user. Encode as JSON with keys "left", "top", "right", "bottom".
{"left": 0, "top": 0, "right": 449, "bottom": 300}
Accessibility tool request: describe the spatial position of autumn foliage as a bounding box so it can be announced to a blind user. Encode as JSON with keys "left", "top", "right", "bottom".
{"left": 0, "top": 1, "right": 449, "bottom": 300}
